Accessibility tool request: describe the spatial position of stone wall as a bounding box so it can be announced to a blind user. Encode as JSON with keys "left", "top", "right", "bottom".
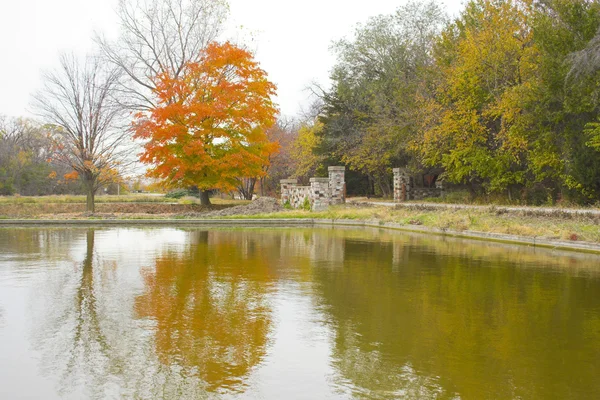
{"left": 393, "top": 168, "right": 443, "bottom": 202}
{"left": 280, "top": 166, "right": 346, "bottom": 211}
{"left": 280, "top": 179, "right": 298, "bottom": 205}
{"left": 290, "top": 185, "right": 310, "bottom": 209}
{"left": 410, "top": 187, "right": 443, "bottom": 200}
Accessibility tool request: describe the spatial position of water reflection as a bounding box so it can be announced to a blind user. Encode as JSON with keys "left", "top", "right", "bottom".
{"left": 135, "top": 230, "right": 274, "bottom": 393}
{"left": 0, "top": 228, "right": 81, "bottom": 259}
{"left": 312, "top": 236, "right": 600, "bottom": 399}
{"left": 31, "top": 229, "right": 124, "bottom": 398}
{"left": 0, "top": 227, "right": 598, "bottom": 399}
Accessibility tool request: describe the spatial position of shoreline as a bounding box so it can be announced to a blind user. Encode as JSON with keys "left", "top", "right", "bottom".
{"left": 2, "top": 217, "right": 599, "bottom": 255}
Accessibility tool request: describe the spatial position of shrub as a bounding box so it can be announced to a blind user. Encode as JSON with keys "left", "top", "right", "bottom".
{"left": 302, "top": 197, "right": 311, "bottom": 211}
{"left": 165, "top": 189, "right": 189, "bottom": 199}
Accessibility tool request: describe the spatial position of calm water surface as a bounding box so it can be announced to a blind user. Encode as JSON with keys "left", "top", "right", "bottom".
{"left": 0, "top": 227, "right": 599, "bottom": 399}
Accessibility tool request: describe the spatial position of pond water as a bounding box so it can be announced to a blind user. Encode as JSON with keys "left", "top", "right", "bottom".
{"left": 0, "top": 227, "right": 599, "bottom": 399}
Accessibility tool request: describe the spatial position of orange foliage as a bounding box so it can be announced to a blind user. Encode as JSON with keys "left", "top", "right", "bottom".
{"left": 134, "top": 41, "right": 279, "bottom": 191}
{"left": 134, "top": 231, "right": 275, "bottom": 391}
{"left": 63, "top": 170, "right": 79, "bottom": 181}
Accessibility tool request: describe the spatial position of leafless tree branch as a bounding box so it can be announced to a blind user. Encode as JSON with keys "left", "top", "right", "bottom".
{"left": 33, "top": 53, "right": 135, "bottom": 211}
{"left": 95, "top": 0, "right": 229, "bottom": 111}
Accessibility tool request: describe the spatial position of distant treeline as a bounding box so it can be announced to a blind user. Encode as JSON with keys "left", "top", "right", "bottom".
{"left": 0, "top": 117, "right": 84, "bottom": 196}
{"left": 294, "top": 0, "right": 600, "bottom": 204}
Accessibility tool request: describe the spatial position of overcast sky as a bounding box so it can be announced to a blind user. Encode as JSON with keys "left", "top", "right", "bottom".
{"left": 0, "top": 0, "right": 465, "bottom": 120}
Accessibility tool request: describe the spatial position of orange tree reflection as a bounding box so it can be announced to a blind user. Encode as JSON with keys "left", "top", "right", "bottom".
{"left": 134, "top": 230, "right": 276, "bottom": 393}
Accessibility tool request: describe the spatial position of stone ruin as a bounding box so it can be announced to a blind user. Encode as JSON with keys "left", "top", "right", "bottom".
{"left": 280, "top": 166, "right": 346, "bottom": 211}
{"left": 393, "top": 167, "right": 444, "bottom": 202}
{"left": 281, "top": 166, "right": 443, "bottom": 207}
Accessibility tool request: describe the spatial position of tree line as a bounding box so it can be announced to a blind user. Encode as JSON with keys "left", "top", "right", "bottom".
{"left": 1, "top": 0, "right": 281, "bottom": 210}
{"left": 0, "top": 117, "right": 84, "bottom": 195}
{"left": 3, "top": 0, "right": 600, "bottom": 207}
{"left": 294, "top": 0, "right": 600, "bottom": 204}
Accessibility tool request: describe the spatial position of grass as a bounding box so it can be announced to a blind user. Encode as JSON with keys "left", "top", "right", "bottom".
{"left": 0, "top": 194, "right": 249, "bottom": 218}
{"left": 0, "top": 194, "right": 168, "bottom": 204}
{"left": 0, "top": 194, "right": 249, "bottom": 205}
{"left": 0, "top": 195, "right": 598, "bottom": 244}
{"left": 214, "top": 205, "right": 600, "bottom": 243}
{"left": 350, "top": 191, "right": 600, "bottom": 209}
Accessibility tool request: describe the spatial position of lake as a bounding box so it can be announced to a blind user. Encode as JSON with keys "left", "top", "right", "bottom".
{"left": 0, "top": 227, "right": 599, "bottom": 399}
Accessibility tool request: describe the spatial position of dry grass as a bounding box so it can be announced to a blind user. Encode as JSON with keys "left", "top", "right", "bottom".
{"left": 0, "top": 194, "right": 170, "bottom": 204}
{"left": 0, "top": 195, "right": 249, "bottom": 218}
{"left": 0, "top": 194, "right": 249, "bottom": 205}
{"left": 0, "top": 203, "right": 226, "bottom": 217}
{"left": 220, "top": 205, "right": 600, "bottom": 243}
{"left": 1, "top": 197, "right": 598, "bottom": 244}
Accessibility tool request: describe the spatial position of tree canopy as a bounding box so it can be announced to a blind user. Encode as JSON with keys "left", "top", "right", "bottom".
{"left": 296, "top": 0, "right": 600, "bottom": 203}
{"left": 134, "top": 42, "right": 278, "bottom": 204}
{"left": 314, "top": 1, "right": 446, "bottom": 197}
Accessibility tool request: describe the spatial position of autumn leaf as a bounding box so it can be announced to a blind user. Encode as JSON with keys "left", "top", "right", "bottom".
{"left": 63, "top": 170, "right": 79, "bottom": 181}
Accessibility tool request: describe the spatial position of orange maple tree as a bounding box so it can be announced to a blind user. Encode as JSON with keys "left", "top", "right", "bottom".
{"left": 134, "top": 41, "right": 279, "bottom": 204}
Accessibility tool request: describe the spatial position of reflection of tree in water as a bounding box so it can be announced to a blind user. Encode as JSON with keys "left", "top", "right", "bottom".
{"left": 0, "top": 228, "right": 82, "bottom": 263}
{"left": 32, "top": 229, "right": 125, "bottom": 399}
{"left": 331, "top": 321, "right": 448, "bottom": 399}
{"left": 313, "top": 236, "right": 600, "bottom": 399}
{"left": 28, "top": 229, "right": 280, "bottom": 398}
{"left": 135, "top": 230, "right": 275, "bottom": 394}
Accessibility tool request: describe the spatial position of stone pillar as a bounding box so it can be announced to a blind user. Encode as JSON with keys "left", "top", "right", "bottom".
{"left": 393, "top": 168, "right": 411, "bottom": 202}
{"left": 435, "top": 177, "right": 445, "bottom": 198}
{"left": 328, "top": 166, "right": 346, "bottom": 205}
{"left": 310, "top": 177, "right": 330, "bottom": 211}
{"left": 280, "top": 178, "right": 298, "bottom": 205}
{"left": 393, "top": 168, "right": 401, "bottom": 202}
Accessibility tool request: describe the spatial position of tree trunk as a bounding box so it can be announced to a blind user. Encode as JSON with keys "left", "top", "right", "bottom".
{"left": 237, "top": 178, "right": 256, "bottom": 200}
{"left": 85, "top": 181, "right": 95, "bottom": 213}
{"left": 245, "top": 178, "right": 256, "bottom": 200}
{"left": 200, "top": 190, "right": 211, "bottom": 206}
{"left": 367, "top": 174, "right": 375, "bottom": 198}
{"left": 383, "top": 179, "right": 392, "bottom": 199}
{"left": 376, "top": 177, "right": 391, "bottom": 198}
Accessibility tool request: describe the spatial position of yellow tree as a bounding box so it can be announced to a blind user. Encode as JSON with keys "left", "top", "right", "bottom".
{"left": 420, "top": 0, "right": 539, "bottom": 198}
{"left": 134, "top": 42, "right": 279, "bottom": 205}
{"left": 291, "top": 120, "right": 324, "bottom": 181}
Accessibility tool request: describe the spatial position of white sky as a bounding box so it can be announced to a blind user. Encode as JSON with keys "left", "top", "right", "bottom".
{"left": 0, "top": 0, "right": 465, "bottom": 120}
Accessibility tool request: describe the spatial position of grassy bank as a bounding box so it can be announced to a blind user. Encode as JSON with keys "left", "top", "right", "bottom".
{"left": 218, "top": 205, "right": 600, "bottom": 244}
{"left": 0, "top": 194, "right": 248, "bottom": 205}
{"left": 0, "top": 195, "right": 249, "bottom": 217}
{"left": 1, "top": 196, "right": 598, "bottom": 245}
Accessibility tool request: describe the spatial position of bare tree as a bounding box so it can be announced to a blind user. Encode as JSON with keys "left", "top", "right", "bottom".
{"left": 96, "top": 0, "right": 229, "bottom": 110}
{"left": 34, "top": 54, "right": 132, "bottom": 212}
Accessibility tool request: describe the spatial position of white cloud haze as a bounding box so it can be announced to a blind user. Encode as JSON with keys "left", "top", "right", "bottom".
{"left": 0, "top": 0, "right": 464, "bottom": 119}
